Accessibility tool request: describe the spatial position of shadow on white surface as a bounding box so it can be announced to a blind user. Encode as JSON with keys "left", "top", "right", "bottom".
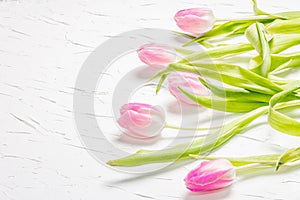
{"left": 118, "top": 132, "right": 161, "bottom": 145}
{"left": 237, "top": 162, "right": 300, "bottom": 181}
{"left": 183, "top": 187, "right": 232, "bottom": 200}
{"left": 166, "top": 101, "right": 205, "bottom": 115}
{"left": 136, "top": 65, "right": 160, "bottom": 79}
{"left": 107, "top": 159, "right": 194, "bottom": 184}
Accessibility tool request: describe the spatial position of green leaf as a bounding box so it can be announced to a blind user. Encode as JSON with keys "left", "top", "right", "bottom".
{"left": 106, "top": 107, "right": 268, "bottom": 167}
{"left": 267, "top": 74, "right": 291, "bottom": 86}
{"left": 178, "top": 87, "right": 268, "bottom": 112}
{"left": 249, "top": 34, "right": 300, "bottom": 75}
{"left": 155, "top": 74, "right": 167, "bottom": 94}
{"left": 169, "top": 63, "right": 282, "bottom": 95}
{"left": 252, "top": 0, "right": 292, "bottom": 19}
{"left": 198, "top": 76, "right": 272, "bottom": 103}
{"left": 270, "top": 34, "right": 300, "bottom": 53}
{"left": 185, "top": 20, "right": 265, "bottom": 46}
{"left": 268, "top": 82, "right": 300, "bottom": 137}
{"left": 270, "top": 53, "right": 300, "bottom": 74}
{"left": 252, "top": 0, "right": 270, "bottom": 16}
{"left": 179, "top": 43, "right": 253, "bottom": 63}
{"left": 275, "top": 11, "right": 300, "bottom": 19}
{"left": 191, "top": 145, "right": 300, "bottom": 170}
{"left": 181, "top": 33, "right": 300, "bottom": 66}
{"left": 190, "top": 154, "right": 280, "bottom": 167}
{"left": 276, "top": 147, "right": 300, "bottom": 170}
{"left": 172, "top": 31, "right": 195, "bottom": 40}
{"left": 245, "top": 22, "right": 271, "bottom": 76}
{"left": 174, "top": 47, "right": 195, "bottom": 55}
{"left": 250, "top": 52, "right": 300, "bottom": 76}
{"left": 267, "top": 18, "right": 300, "bottom": 34}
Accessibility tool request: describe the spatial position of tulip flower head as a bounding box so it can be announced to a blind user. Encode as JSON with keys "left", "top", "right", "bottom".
{"left": 174, "top": 8, "right": 215, "bottom": 36}
{"left": 168, "top": 72, "right": 210, "bottom": 106}
{"left": 117, "top": 103, "right": 166, "bottom": 138}
{"left": 184, "top": 159, "right": 236, "bottom": 192}
{"left": 137, "top": 44, "right": 176, "bottom": 69}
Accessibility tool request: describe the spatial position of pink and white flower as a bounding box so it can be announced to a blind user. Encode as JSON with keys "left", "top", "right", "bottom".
{"left": 137, "top": 44, "right": 176, "bottom": 69}
{"left": 174, "top": 8, "right": 215, "bottom": 36}
{"left": 168, "top": 72, "right": 210, "bottom": 105}
{"left": 184, "top": 159, "right": 236, "bottom": 192}
{"left": 117, "top": 103, "right": 166, "bottom": 138}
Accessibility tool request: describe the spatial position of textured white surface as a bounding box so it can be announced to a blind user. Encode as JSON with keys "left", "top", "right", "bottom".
{"left": 1, "top": 0, "right": 300, "bottom": 199}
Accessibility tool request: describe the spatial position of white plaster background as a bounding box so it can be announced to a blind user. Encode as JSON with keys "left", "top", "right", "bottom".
{"left": 1, "top": 0, "right": 300, "bottom": 199}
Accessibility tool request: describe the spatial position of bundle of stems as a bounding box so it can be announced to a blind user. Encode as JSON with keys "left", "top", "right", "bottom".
{"left": 107, "top": 0, "right": 300, "bottom": 170}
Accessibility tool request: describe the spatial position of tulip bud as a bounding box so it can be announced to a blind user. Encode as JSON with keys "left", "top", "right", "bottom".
{"left": 137, "top": 44, "right": 176, "bottom": 69}
{"left": 117, "top": 103, "right": 166, "bottom": 138}
{"left": 168, "top": 72, "right": 210, "bottom": 105}
{"left": 174, "top": 8, "right": 215, "bottom": 36}
{"left": 184, "top": 159, "right": 236, "bottom": 192}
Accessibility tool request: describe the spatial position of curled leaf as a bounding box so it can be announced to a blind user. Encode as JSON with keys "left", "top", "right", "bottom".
{"left": 245, "top": 22, "right": 271, "bottom": 77}
{"left": 268, "top": 82, "right": 300, "bottom": 137}
{"left": 276, "top": 147, "right": 300, "bottom": 170}
{"left": 267, "top": 18, "right": 300, "bottom": 34}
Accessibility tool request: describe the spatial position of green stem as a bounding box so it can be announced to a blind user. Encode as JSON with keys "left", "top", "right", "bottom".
{"left": 107, "top": 106, "right": 268, "bottom": 167}
{"left": 174, "top": 47, "right": 195, "bottom": 55}
{"left": 189, "top": 154, "right": 279, "bottom": 167}
{"left": 179, "top": 43, "right": 253, "bottom": 63}
{"left": 216, "top": 15, "right": 277, "bottom": 22}
{"left": 190, "top": 145, "right": 300, "bottom": 172}
{"left": 235, "top": 163, "right": 269, "bottom": 172}
{"left": 164, "top": 123, "right": 222, "bottom": 131}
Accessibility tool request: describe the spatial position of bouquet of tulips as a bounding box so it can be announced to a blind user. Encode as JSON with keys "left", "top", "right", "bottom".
{"left": 108, "top": 0, "right": 300, "bottom": 192}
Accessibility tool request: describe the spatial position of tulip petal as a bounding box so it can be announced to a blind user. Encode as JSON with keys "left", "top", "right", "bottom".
{"left": 188, "top": 168, "right": 234, "bottom": 185}
{"left": 184, "top": 159, "right": 235, "bottom": 192}
{"left": 186, "top": 179, "right": 234, "bottom": 192}
{"left": 128, "top": 110, "right": 151, "bottom": 127}
{"left": 137, "top": 44, "right": 176, "bottom": 68}
{"left": 120, "top": 103, "right": 152, "bottom": 115}
{"left": 168, "top": 72, "right": 210, "bottom": 105}
{"left": 174, "top": 8, "right": 215, "bottom": 36}
{"left": 117, "top": 103, "right": 166, "bottom": 138}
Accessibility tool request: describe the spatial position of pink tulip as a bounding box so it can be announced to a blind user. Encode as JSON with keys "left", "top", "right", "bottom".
{"left": 174, "top": 8, "right": 215, "bottom": 36}
{"left": 137, "top": 44, "right": 176, "bottom": 69}
{"left": 168, "top": 72, "right": 210, "bottom": 105}
{"left": 184, "top": 159, "right": 236, "bottom": 192}
{"left": 117, "top": 103, "right": 166, "bottom": 138}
